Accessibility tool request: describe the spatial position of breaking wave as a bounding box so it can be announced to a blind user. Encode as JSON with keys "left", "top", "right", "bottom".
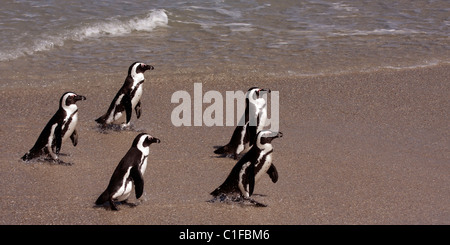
{"left": 0, "top": 9, "right": 168, "bottom": 61}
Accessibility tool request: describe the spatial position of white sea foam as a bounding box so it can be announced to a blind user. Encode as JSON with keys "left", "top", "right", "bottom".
{"left": 331, "top": 2, "right": 359, "bottom": 12}
{"left": 224, "top": 23, "right": 254, "bottom": 32}
{"left": 0, "top": 9, "right": 168, "bottom": 61}
{"left": 330, "top": 28, "right": 422, "bottom": 37}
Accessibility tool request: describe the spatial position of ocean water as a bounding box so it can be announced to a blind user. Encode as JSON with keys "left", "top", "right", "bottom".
{"left": 0, "top": 0, "right": 449, "bottom": 80}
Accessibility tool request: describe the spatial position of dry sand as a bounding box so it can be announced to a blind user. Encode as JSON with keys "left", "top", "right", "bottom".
{"left": 0, "top": 64, "right": 448, "bottom": 225}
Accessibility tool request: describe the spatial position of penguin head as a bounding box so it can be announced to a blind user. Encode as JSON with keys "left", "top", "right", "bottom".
{"left": 132, "top": 133, "right": 161, "bottom": 149}
{"left": 247, "top": 87, "right": 271, "bottom": 100}
{"left": 128, "top": 62, "right": 154, "bottom": 77}
{"left": 256, "top": 130, "right": 283, "bottom": 149}
{"left": 246, "top": 87, "right": 271, "bottom": 108}
{"left": 60, "top": 92, "right": 86, "bottom": 110}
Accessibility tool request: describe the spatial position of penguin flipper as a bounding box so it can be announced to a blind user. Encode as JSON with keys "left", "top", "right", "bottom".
{"left": 135, "top": 100, "right": 141, "bottom": 119}
{"left": 55, "top": 123, "right": 63, "bottom": 154}
{"left": 240, "top": 161, "right": 256, "bottom": 197}
{"left": 247, "top": 125, "right": 257, "bottom": 147}
{"left": 130, "top": 167, "right": 144, "bottom": 199}
{"left": 248, "top": 162, "right": 255, "bottom": 196}
{"left": 267, "top": 164, "right": 278, "bottom": 183}
{"left": 70, "top": 129, "right": 78, "bottom": 147}
{"left": 124, "top": 94, "right": 133, "bottom": 125}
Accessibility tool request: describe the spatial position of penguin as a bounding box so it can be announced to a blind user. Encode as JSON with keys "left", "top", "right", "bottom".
{"left": 214, "top": 87, "right": 270, "bottom": 159}
{"left": 211, "top": 130, "right": 282, "bottom": 207}
{"left": 21, "top": 92, "right": 86, "bottom": 164}
{"left": 95, "top": 62, "right": 154, "bottom": 128}
{"left": 95, "top": 133, "right": 160, "bottom": 211}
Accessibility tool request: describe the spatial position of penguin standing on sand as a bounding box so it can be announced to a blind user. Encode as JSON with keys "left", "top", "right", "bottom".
{"left": 214, "top": 87, "right": 270, "bottom": 159}
{"left": 95, "top": 62, "right": 154, "bottom": 128}
{"left": 211, "top": 130, "right": 282, "bottom": 207}
{"left": 21, "top": 92, "right": 86, "bottom": 164}
{"left": 95, "top": 133, "right": 160, "bottom": 211}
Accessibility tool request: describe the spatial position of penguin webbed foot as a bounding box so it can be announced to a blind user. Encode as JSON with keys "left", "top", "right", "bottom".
{"left": 109, "top": 199, "right": 119, "bottom": 211}
{"left": 120, "top": 123, "right": 132, "bottom": 130}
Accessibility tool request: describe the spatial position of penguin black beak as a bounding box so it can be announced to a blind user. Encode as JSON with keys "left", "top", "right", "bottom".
{"left": 142, "top": 64, "right": 154, "bottom": 71}
{"left": 256, "top": 88, "right": 271, "bottom": 98}
{"left": 275, "top": 131, "right": 283, "bottom": 138}
{"left": 260, "top": 131, "right": 282, "bottom": 144}
{"left": 151, "top": 137, "right": 161, "bottom": 144}
{"left": 268, "top": 131, "right": 282, "bottom": 139}
{"left": 75, "top": 95, "right": 86, "bottom": 101}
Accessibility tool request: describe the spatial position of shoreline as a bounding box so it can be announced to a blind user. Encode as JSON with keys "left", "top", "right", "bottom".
{"left": 0, "top": 64, "right": 449, "bottom": 224}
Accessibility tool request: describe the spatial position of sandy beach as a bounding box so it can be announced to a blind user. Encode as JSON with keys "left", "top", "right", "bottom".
{"left": 0, "top": 63, "right": 448, "bottom": 225}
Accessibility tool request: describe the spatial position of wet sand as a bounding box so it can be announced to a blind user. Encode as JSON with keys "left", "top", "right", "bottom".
{"left": 0, "top": 64, "right": 449, "bottom": 224}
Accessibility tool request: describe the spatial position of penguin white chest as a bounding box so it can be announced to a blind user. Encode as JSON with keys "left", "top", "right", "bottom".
{"left": 131, "top": 84, "right": 143, "bottom": 109}
{"left": 137, "top": 146, "right": 149, "bottom": 175}
{"left": 139, "top": 157, "right": 148, "bottom": 175}
{"left": 254, "top": 152, "right": 272, "bottom": 183}
{"left": 112, "top": 167, "right": 133, "bottom": 201}
{"left": 62, "top": 111, "right": 78, "bottom": 142}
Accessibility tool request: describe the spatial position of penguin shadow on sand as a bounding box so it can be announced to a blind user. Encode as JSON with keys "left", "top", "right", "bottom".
{"left": 93, "top": 123, "right": 145, "bottom": 134}
{"left": 93, "top": 196, "right": 144, "bottom": 211}
{"left": 23, "top": 153, "right": 75, "bottom": 166}
{"left": 209, "top": 130, "right": 283, "bottom": 208}
{"left": 21, "top": 92, "right": 87, "bottom": 166}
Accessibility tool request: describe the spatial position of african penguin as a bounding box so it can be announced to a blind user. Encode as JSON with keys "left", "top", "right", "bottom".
{"left": 211, "top": 130, "right": 282, "bottom": 207}
{"left": 214, "top": 87, "right": 270, "bottom": 159}
{"left": 95, "top": 62, "right": 154, "bottom": 128}
{"left": 95, "top": 133, "right": 160, "bottom": 211}
{"left": 21, "top": 92, "right": 86, "bottom": 164}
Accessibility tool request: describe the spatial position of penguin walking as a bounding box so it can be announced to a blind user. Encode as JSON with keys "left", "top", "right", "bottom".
{"left": 211, "top": 130, "right": 282, "bottom": 207}
{"left": 95, "top": 133, "right": 160, "bottom": 211}
{"left": 214, "top": 87, "right": 270, "bottom": 159}
{"left": 21, "top": 92, "right": 86, "bottom": 164}
{"left": 95, "top": 62, "right": 154, "bottom": 128}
